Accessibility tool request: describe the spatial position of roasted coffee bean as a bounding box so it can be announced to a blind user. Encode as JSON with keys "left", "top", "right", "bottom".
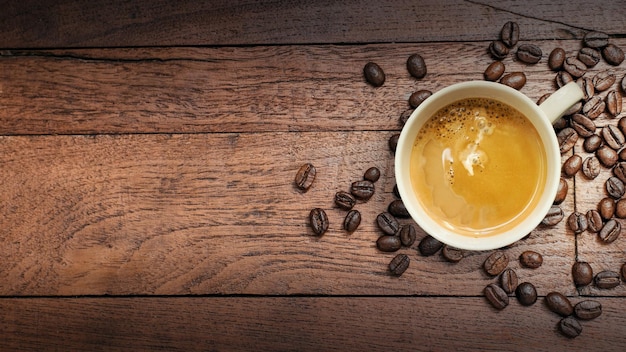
{"left": 388, "top": 133, "right": 400, "bottom": 153}
{"left": 615, "top": 162, "right": 626, "bottom": 183}
{"left": 553, "top": 117, "right": 568, "bottom": 131}
{"left": 567, "top": 212, "right": 588, "bottom": 234}
{"left": 586, "top": 209, "right": 603, "bottom": 233}
{"left": 376, "top": 212, "right": 400, "bottom": 235}
{"left": 483, "top": 251, "right": 509, "bottom": 276}
{"left": 516, "top": 44, "right": 542, "bottom": 64}
{"left": 557, "top": 128, "right": 578, "bottom": 154}
{"left": 519, "top": 251, "right": 543, "bottom": 269}
{"left": 572, "top": 261, "right": 594, "bottom": 286}
{"left": 484, "top": 283, "right": 509, "bottom": 310}
{"left": 598, "top": 218, "right": 621, "bottom": 243}
{"left": 409, "top": 89, "right": 432, "bottom": 108}
{"left": 376, "top": 235, "right": 402, "bottom": 252}
{"left": 295, "top": 163, "right": 316, "bottom": 191}
{"left": 393, "top": 184, "right": 400, "bottom": 198}
{"left": 343, "top": 209, "right": 361, "bottom": 232}
{"left": 542, "top": 205, "right": 564, "bottom": 226}
{"left": 564, "top": 101, "right": 583, "bottom": 116}
{"left": 399, "top": 108, "right": 414, "bottom": 126}
{"left": 583, "top": 31, "right": 609, "bottom": 48}
{"left": 388, "top": 199, "right": 410, "bottom": 218}
{"left": 583, "top": 134, "right": 603, "bottom": 152}
{"left": 548, "top": 47, "right": 566, "bottom": 70}
{"left": 620, "top": 116, "right": 626, "bottom": 136}
{"left": 554, "top": 178, "right": 568, "bottom": 204}
{"left": 335, "top": 191, "right": 356, "bottom": 210}
{"left": 388, "top": 253, "right": 410, "bottom": 276}
{"left": 616, "top": 199, "right": 626, "bottom": 218}
{"left": 500, "top": 21, "right": 519, "bottom": 47}
{"left": 570, "top": 113, "right": 595, "bottom": 137}
{"left": 602, "top": 124, "right": 625, "bottom": 150}
{"left": 597, "top": 145, "right": 618, "bottom": 167}
{"left": 545, "top": 291, "right": 574, "bottom": 317}
{"left": 602, "top": 43, "right": 625, "bottom": 66}
{"left": 574, "top": 300, "right": 602, "bottom": 320}
{"left": 583, "top": 95, "right": 606, "bottom": 119}
{"left": 407, "top": 54, "right": 427, "bottom": 79}
{"left": 582, "top": 156, "right": 601, "bottom": 180}
{"left": 595, "top": 270, "right": 621, "bottom": 289}
{"left": 363, "top": 166, "right": 381, "bottom": 183}
{"left": 500, "top": 268, "right": 518, "bottom": 294}
{"left": 309, "top": 208, "right": 329, "bottom": 235}
{"left": 441, "top": 245, "right": 463, "bottom": 263}
{"left": 598, "top": 197, "right": 616, "bottom": 220}
{"left": 500, "top": 72, "right": 526, "bottom": 90}
{"left": 593, "top": 70, "right": 616, "bottom": 92}
{"left": 563, "top": 57, "right": 587, "bottom": 78}
{"left": 555, "top": 71, "right": 574, "bottom": 88}
{"left": 515, "top": 282, "right": 537, "bottom": 306}
{"left": 559, "top": 316, "right": 582, "bottom": 338}
{"left": 620, "top": 148, "right": 626, "bottom": 162}
{"left": 562, "top": 154, "right": 582, "bottom": 177}
{"left": 484, "top": 61, "right": 505, "bottom": 81}
{"left": 578, "top": 47, "right": 601, "bottom": 67}
{"left": 622, "top": 263, "right": 626, "bottom": 281}
{"left": 489, "top": 40, "right": 509, "bottom": 60}
{"left": 363, "top": 62, "right": 385, "bottom": 87}
{"left": 537, "top": 93, "right": 551, "bottom": 105}
{"left": 606, "top": 176, "right": 625, "bottom": 199}
{"left": 606, "top": 90, "right": 623, "bottom": 117}
{"left": 351, "top": 180, "right": 375, "bottom": 200}
{"left": 399, "top": 224, "right": 417, "bottom": 247}
{"left": 418, "top": 235, "right": 443, "bottom": 256}
{"left": 577, "top": 77, "right": 595, "bottom": 100}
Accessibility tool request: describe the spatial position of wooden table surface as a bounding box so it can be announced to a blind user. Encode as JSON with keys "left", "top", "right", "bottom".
{"left": 2, "top": 1, "right": 626, "bottom": 350}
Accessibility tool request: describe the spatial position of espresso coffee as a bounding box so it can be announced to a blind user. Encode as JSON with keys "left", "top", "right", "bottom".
{"left": 409, "top": 97, "right": 547, "bottom": 237}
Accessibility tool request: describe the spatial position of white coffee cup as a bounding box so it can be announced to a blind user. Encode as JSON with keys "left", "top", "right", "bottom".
{"left": 395, "top": 81, "right": 583, "bottom": 251}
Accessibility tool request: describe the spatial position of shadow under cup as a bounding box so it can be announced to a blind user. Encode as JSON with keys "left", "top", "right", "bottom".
{"left": 395, "top": 81, "right": 563, "bottom": 251}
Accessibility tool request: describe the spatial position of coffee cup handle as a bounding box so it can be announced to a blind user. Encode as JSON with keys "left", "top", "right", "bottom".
{"left": 538, "top": 82, "right": 585, "bottom": 124}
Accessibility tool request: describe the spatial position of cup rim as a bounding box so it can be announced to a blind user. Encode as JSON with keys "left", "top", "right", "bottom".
{"left": 394, "top": 81, "right": 561, "bottom": 251}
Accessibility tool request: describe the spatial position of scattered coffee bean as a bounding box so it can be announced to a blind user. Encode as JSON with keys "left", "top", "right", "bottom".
{"left": 489, "top": 40, "right": 509, "bottom": 60}
{"left": 582, "top": 95, "right": 606, "bottom": 119}
{"left": 545, "top": 291, "right": 574, "bottom": 317}
{"left": 554, "top": 178, "right": 568, "bottom": 204}
{"left": 363, "top": 166, "right": 381, "bottom": 183}
{"left": 389, "top": 133, "right": 400, "bottom": 153}
{"left": 575, "top": 300, "right": 602, "bottom": 320}
{"left": 484, "top": 283, "right": 509, "bottom": 310}
{"left": 484, "top": 251, "right": 509, "bottom": 276}
{"left": 519, "top": 251, "right": 543, "bottom": 269}
{"left": 309, "top": 208, "right": 329, "bottom": 235}
{"left": 598, "top": 218, "right": 621, "bottom": 243}
{"left": 363, "top": 62, "right": 385, "bottom": 87}
{"left": 295, "top": 163, "right": 316, "bottom": 191}
{"left": 500, "top": 21, "right": 519, "bottom": 47}
{"left": 517, "top": 44, "right": 542, "bottom": 64}
{"left": 500, "top": 268, "right": 518, "bottom": 294}
{"left": 515, "top": 282, "right": 537, "bottom": 306}
{"left": 388, "top": 199, "right": 410, "bottom": 218}
{"left": 399, "top": 224, "right": 417, "bottom": 247}
{"left": 593, "top": 70, "right": 616, "bottom": 92}
{"left": 583, "top": 31, "right": 609, "bottom": 48}
{"left": 562, "top": 154, "right": 582, "bottom": 177}
{"left": 606, "top": 176, "right": 625, "bottom": 199}
{"left": 606, "top": 90, "right": 622, "bottom": 117}
{"left": 615, "top": 162, "right": 626, "bottom": 183}
{"left": 389, "top": 253, "right": 410, "bottom": 276}
{"left": 582, "top": 156, "right": 601, "bottom": 179}
{"left": 335, "top": 191, "right": 356, "bottom": 210}
{"left": 598, "top": 197, "right": 616, "bottom": 220}
{"left": 351, "top": 180, "right": 375, "bottom": 200}
{"left": 409, "top": 90, "right": 432, "bottom": 108}
{"left": 568, "top": 211, "right": 588, "bottom": 234}
{"left": 622, "top": 263, "right": 626, "bottom": 281}
{"left": 537, "top": 93, "right": 551, "bottom": 105}
{"left": 563, "top": 101, "right": 583, "bottom": 116}
{"left": 583, "top": 134, "right": 603, "bottom": 152}
{"left": 602, "top": 43, "right": 625, "bottom": 66}
{"left": 407, "top": 54, "right": 427, "bottom": 79}
{"left": 548, "top": 47, "right": 566, "bottom": 70}
{"left": 577, "top": 77, "right": 595, "bottom": 100}
{"left": 620, "top": 148, "right": 626, "bottom": 161}
{"left": 556, "top": 71, "right": 574, "bottom": 88}
{"left": 418, "top": 235, "right": 443, "bottom": 256}
{"left": 578, "top": 47, "right": 601, "bottom": 67}
{"left": 557, "top": 127, "right": 578, "bottom": 154}
{"left": 377, "top": 235, "right": 402, "bottom": 252}
{"left": 595, "top": 270, "right": 621, "bottom": 289}
{"left": 393, "top": 184, "right": 400, "bottom": 198}
{"left": 602, "top": 124, "right": 625, "bottom": 150}
{"left": 616, "top": 199, "right": 626, "bottom": 218}
{"left": 586, "top": 209, "right": 604, "bottom": 233}
{"left": 542, "top": 205, "right": 564, "bottom": 226}
{"left": 570, "top": 113, "right": 595, "bottom": 137}
{"left": 559, "top": 316, "right": 582, "bottom": 338}
{"left": 484, "top": 61, "right": 505, "bottom": 81}
{"left": 563, "top": 57, "right": 587, "bottom": 78}
{"left": 344, "top": 209, "right": 361, "bottom": 232}
{"left": 441, "top": 245, "right": 463, "bottom": 263}
{"left": 500, "top": 72, "right": 526, "bottom": 90}
{"left": 553, "top": 116, "right": 568, "bottom": 130}
{"left": 399, "top": 108, "right": 414, "bottom": 126}
{"left": 597, "top": 145, "right": 618, "bottom": 167}
{"left": 376, "top": 212, "right": 400, "bottom": 235}
{"left": 572, "top": 261, "right": 594, "bottom": 286}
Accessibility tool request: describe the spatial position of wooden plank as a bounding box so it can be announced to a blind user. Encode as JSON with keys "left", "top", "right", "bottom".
{"left": 1, "top": 1, "right": 625, "bottom": 48}
{"left": 2, "top": 39, "right": 624, "bottom": 135}
{"left": 0, "top": 132, "right": 576, "bottom": 296}
{"left": 1, "top": 296, "right": 625, "bottom": 351}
